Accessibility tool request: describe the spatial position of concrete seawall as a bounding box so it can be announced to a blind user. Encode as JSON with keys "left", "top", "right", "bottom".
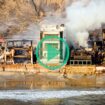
{"left": 60, "top": 65, "right": 96, "bottom": 75}
{"left": 0, "top": 64, "right": 97, "bottom": 74}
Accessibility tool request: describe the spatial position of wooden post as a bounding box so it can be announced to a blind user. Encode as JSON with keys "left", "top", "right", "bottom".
{"left": 4, "top": 41, "right": 7, "bottom": 64}
{"left": 31, "top": 41, "right": 33, "bottom": 64}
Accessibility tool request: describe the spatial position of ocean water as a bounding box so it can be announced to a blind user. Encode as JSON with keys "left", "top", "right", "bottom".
{"left": 0, "top": 89, "right": 105, "bottom": 101}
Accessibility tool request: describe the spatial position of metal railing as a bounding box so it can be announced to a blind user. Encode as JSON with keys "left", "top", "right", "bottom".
{"left": 70, "top": 60, "right": 92, "bottom": 65}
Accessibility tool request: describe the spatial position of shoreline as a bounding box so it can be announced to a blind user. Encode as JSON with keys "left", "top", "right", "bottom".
{"left": 0, "top": 94, "right": 105, "bottom": 105}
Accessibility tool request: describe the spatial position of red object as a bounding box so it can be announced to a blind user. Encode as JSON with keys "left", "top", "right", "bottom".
{"left": 0, "top": 37, "right": 5, "bottom": 43}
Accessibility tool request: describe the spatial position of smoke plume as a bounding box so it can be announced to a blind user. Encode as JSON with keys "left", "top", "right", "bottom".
{"left": 66, "top": 0, "right": 105, "bottom": 47}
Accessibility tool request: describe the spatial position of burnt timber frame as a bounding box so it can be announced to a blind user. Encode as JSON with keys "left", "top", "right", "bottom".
{"left": 5, "top": 40, "right": 33, "bottom": 64}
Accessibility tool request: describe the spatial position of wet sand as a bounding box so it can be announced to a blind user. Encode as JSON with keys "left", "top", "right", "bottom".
{"left": 0, "top": 72, "right": 105, "bottom": 89}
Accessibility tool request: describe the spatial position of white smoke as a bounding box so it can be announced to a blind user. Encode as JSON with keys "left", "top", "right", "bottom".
{"left": 66, "top": 0, "right": 105, "bottom": 47}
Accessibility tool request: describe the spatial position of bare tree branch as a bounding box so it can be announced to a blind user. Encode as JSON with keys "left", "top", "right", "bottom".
{"left": 31, "top": 0, "right": 39, "bottom": 16}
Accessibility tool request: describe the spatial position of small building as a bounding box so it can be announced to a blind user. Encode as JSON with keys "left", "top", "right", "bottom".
{"left": 40, "top": 24, "right": 65, "bottom": 64}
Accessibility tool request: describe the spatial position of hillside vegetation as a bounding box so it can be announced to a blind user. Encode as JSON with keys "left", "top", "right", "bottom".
{"left": 0, "top": 0, "right": 70, "bottom": 37}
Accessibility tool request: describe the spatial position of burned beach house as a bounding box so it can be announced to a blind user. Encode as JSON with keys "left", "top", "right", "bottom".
{"left": 40, "top": 24, "right": 65, "bottom": 64}
{"left": 6, "top": 40, "right": 34, "bottom": 64}
{"left": 70, "top": 26, "right": 105, "bottom": 65}
{"left": 0, "top": 39, "right": 34, "bottom": 64}
{"left": 0, "top": 24, "right": 65, "bottom": 65}
{"left": 0, "top": 37, "right": 5, "bottom": 64}
{"left": 0, "top": 24, "right": 105, "bottom": 66}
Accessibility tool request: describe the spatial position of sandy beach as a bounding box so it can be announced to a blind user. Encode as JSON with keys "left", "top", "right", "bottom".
{"left": 0, "top": 71, "right": 105, "bottom": 89}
